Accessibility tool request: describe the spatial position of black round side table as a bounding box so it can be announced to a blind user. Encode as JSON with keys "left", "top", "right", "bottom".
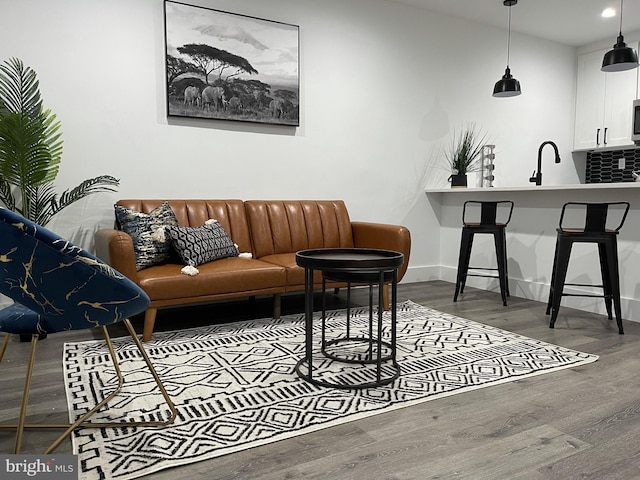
{"left": 294, "top": 248, "right": 404, "bottom": 389}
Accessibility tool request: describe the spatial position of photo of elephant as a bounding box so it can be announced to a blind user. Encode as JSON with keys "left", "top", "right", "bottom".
{"left": 165, "top": 1, "right": 299, "bottom": 126}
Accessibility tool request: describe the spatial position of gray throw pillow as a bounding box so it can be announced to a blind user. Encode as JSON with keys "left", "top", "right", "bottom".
{"left": 114, "top": 202, "right": 179, "bottom": 270}
{"left": 165, "top": 221, "right": 239, "bottom": 267}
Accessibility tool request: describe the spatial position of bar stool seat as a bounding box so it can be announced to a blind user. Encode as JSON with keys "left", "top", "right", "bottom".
{"left": 454, "top": 200, "right": 514, "bottom": 306}
{"left": 546, "top": 201, "right": 630, "bottom": 334}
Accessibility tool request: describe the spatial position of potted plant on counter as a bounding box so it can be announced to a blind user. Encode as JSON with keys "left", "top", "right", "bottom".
{"left": 444, "top": 124, "right": 487, "bottom": 188}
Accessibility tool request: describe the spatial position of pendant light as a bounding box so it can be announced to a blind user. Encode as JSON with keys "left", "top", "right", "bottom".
{"left": 493, "top": 0, "right": 521, "bottom": 97}
{"left": 601, "top": 0, "right": 639, "bottom": 72}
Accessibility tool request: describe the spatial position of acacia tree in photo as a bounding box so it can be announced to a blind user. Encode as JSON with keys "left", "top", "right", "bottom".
{"left": 230, "top": 78, "right": 271, "bottom": 97}
{"left": 270, "top": 89, "right": 298, "bottom": 119}
{"left": 227, "top": 78, "right": 272, "bottom": 109}
{"left": 273, "top": 88, "right": 297, "bottom": 113}
{"left": 273, "top": 89, "right": 296, "bottom": 101}
{"left": 177, "top": 43, "right": 258, "bottom": 84}
{"left": 166, "top": 54, "right": 200, "bottom": 85}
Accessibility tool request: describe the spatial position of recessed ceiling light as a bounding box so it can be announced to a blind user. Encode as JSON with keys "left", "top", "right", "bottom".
{"left": 602, "top": 7, "right": 616, "bottom": 17}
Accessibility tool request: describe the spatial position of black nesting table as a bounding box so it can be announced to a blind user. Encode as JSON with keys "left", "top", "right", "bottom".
{"left": 294, "top": 248, "right": 404, "bottom": 389}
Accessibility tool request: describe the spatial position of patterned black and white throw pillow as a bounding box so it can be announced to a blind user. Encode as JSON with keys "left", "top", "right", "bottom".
{"left": 165, "top": 221, "right": 239, "bottom": 268}
{"left": 114, "top": 202, "right": 179, "bottom": 270}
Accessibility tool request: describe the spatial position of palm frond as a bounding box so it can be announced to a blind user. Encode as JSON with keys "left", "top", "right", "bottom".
{"left": 0, "top": 176, "right": 15, "bottom": 211}
{"left": 51, "top": 175, "right": 120, "bottom": 217}
{"left": 0, "top": 57, "right": 118, "bottom": 225}
{"left": 0, "top": 57, "right": 42, "bottom": 117}
{"left": 0, "top": 111, "right": 62, "bottom": 184}
{"left": 30, "top": 183, "right": 58, "bottom": 226}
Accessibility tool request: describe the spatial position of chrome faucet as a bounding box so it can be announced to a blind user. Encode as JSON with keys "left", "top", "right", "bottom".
{"left": 529, "top": 140, "right": 561, "bottom": 186}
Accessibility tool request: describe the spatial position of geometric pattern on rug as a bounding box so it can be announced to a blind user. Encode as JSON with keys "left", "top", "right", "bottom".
{"left": 63, "top": 300, "right": 598, "bottom": 480}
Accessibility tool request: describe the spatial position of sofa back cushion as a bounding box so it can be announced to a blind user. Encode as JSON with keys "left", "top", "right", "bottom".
{"left": 116, "top": 200, "right": 253, "bottom": 253}
{"left": 245, "top": 200, "right": 355, "bottom": 259}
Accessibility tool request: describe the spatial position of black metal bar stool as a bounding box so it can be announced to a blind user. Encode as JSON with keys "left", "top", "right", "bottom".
{"left": 546, "top": 201, "right": 630, "bottom": 334}
{"left": 453, "top": 200, "right": 514, "bottom": 306}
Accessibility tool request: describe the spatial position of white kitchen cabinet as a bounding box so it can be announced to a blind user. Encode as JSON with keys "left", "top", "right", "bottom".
{"left": 573, "top": 44, "right": 639, "bottom": 150}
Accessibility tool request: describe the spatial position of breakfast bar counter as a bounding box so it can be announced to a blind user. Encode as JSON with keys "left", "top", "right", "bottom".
{"left": 423, "top": 182, "right": 640, "bottom": 324}
{"left": 425, "top": 182, "right": 640, "bottom": 194}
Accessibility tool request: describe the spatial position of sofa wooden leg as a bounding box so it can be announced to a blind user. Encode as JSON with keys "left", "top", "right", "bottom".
{"left": 383, "top": 283, "right": 390, "bottom": 311}
{"left": 142, "top": 308, "right": 157, "bottom": 342}
{"left": 273, "top": 293, "right": 281, "bottom": 319}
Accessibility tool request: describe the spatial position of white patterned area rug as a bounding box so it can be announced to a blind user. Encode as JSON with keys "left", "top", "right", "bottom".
{"left": 63, "top": 300, "right": 598, "bottom": 480}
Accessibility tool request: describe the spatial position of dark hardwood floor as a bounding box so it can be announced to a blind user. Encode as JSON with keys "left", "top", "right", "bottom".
{"left": 2, "top": 280, "right": 639, "bottom": 479}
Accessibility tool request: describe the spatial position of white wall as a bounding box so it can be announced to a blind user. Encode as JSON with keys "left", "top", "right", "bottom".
{"left": 0, "top": 0, "right": 577, "bottom": 284}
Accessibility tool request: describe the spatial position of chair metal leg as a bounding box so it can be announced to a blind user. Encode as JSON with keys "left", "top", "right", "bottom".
{"left": 43, "top": 326, "right": 125, "bottom": 453}
{"left": 454, "top": 229, "right": 473, "bottom": 301}
{"left": 0, "top": 333, "right": 10, "bottom": 363}
{"left": 604, "top": 239, "right": 624, "bottom": 335}
{"left": 549, "top": 238, "right": 572, "bottom": 329}
{"left": 0, "top": 321, "right": 177, "bottom": 454}
{"left": 546, "top": 235, "right": 561, "bottom": 315}
{"left": 460, "top": 231, "right": 474, "bottom": 294}
{"left": 123, "top": 318, "right": 178, "bottom": 422}
{"left": 14, "top": 335, "right": 39, "bottom": 454}
{"left": 43, "top": 319, "right": 177, "bottom": 453}
{"left": 493, "top": 231, "right": 508, "bottom": 306}
{"left": 502, "top": 228, "right": 510, "bottom": 297}
{"left": 0, "top": 333, "right": 117, "bottom": 435}
{"left": 597, "top": 242, "right": 613, "bottom": 321}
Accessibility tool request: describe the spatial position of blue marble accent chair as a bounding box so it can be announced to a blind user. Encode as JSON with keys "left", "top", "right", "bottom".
{"left": 0, "top": 208, "right": 176, "bottom": 453}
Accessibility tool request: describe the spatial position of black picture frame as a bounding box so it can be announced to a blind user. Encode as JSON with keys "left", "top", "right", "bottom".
{"left": 164, "top": 1, "right": 299, "bottom": 126}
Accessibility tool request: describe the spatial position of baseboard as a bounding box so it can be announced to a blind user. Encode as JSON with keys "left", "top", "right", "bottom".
{"left": 400, "top": 265, "right": 442, "bottom": 284}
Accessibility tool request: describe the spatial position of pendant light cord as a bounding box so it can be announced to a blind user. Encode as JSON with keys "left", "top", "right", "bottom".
{"left": 618, "top": 0, "right": 624, "bottom": 35}
{"left": 506, "top": 4, "right": 512, "bottom": 67}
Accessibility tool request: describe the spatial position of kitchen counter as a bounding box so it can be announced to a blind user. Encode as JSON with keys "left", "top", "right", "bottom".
{"left": 425, "top": 183, "right": 640, "bottom": 194}
{"left": 421, "top": 181, "right": 640, "bottom": 324}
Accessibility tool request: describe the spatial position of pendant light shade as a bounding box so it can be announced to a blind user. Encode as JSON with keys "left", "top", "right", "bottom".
{"left": 493, "top": 0, "right": 521, "bottom": 97}
{"left": 602, "top": 0, "right": 639, "bottom": 72}
{"left": 493, "top": 67, "right": 521, "bottom": 97}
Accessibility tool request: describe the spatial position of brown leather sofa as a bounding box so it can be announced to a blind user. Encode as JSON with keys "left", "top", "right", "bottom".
{"left": 95, "top": 199, "right": 411, "bottom": 341}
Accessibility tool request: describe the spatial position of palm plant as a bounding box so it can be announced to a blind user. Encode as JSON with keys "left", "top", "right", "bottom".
{"left": 444, "top": 124, "right": 487, "bottom": 175}
{"left": 0, "top": 57, "right": 118, "bottom": 226}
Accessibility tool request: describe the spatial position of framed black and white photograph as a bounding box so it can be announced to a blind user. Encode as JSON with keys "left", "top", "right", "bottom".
{"left": 164, "top": 1, "right": 299, "bottom": 126}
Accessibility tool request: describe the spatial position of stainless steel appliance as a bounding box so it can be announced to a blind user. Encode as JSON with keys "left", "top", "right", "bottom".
{"left": 633, "top": 99, "right": 640, "bottom": 145}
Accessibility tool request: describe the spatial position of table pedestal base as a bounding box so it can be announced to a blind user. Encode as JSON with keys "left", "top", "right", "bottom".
{"left": 295, "top": 248, "right": 403, "bottom": 390}
{"left": 294, "top": 355, "right": 400, "bottom": 390}
{"left": 294, "top": 282, "right": 400, "bottom": 390}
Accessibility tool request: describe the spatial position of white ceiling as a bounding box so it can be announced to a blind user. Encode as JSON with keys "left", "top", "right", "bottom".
{"left": 388, "top": 0, "right": 640, "bottom": 47}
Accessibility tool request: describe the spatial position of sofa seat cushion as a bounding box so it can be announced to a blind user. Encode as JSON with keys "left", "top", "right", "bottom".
{"left": 259, "top": 253, "right": 338, "bottom": 289}
{"left": 136, "top": 258, "right": 286, "bottom": 301}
